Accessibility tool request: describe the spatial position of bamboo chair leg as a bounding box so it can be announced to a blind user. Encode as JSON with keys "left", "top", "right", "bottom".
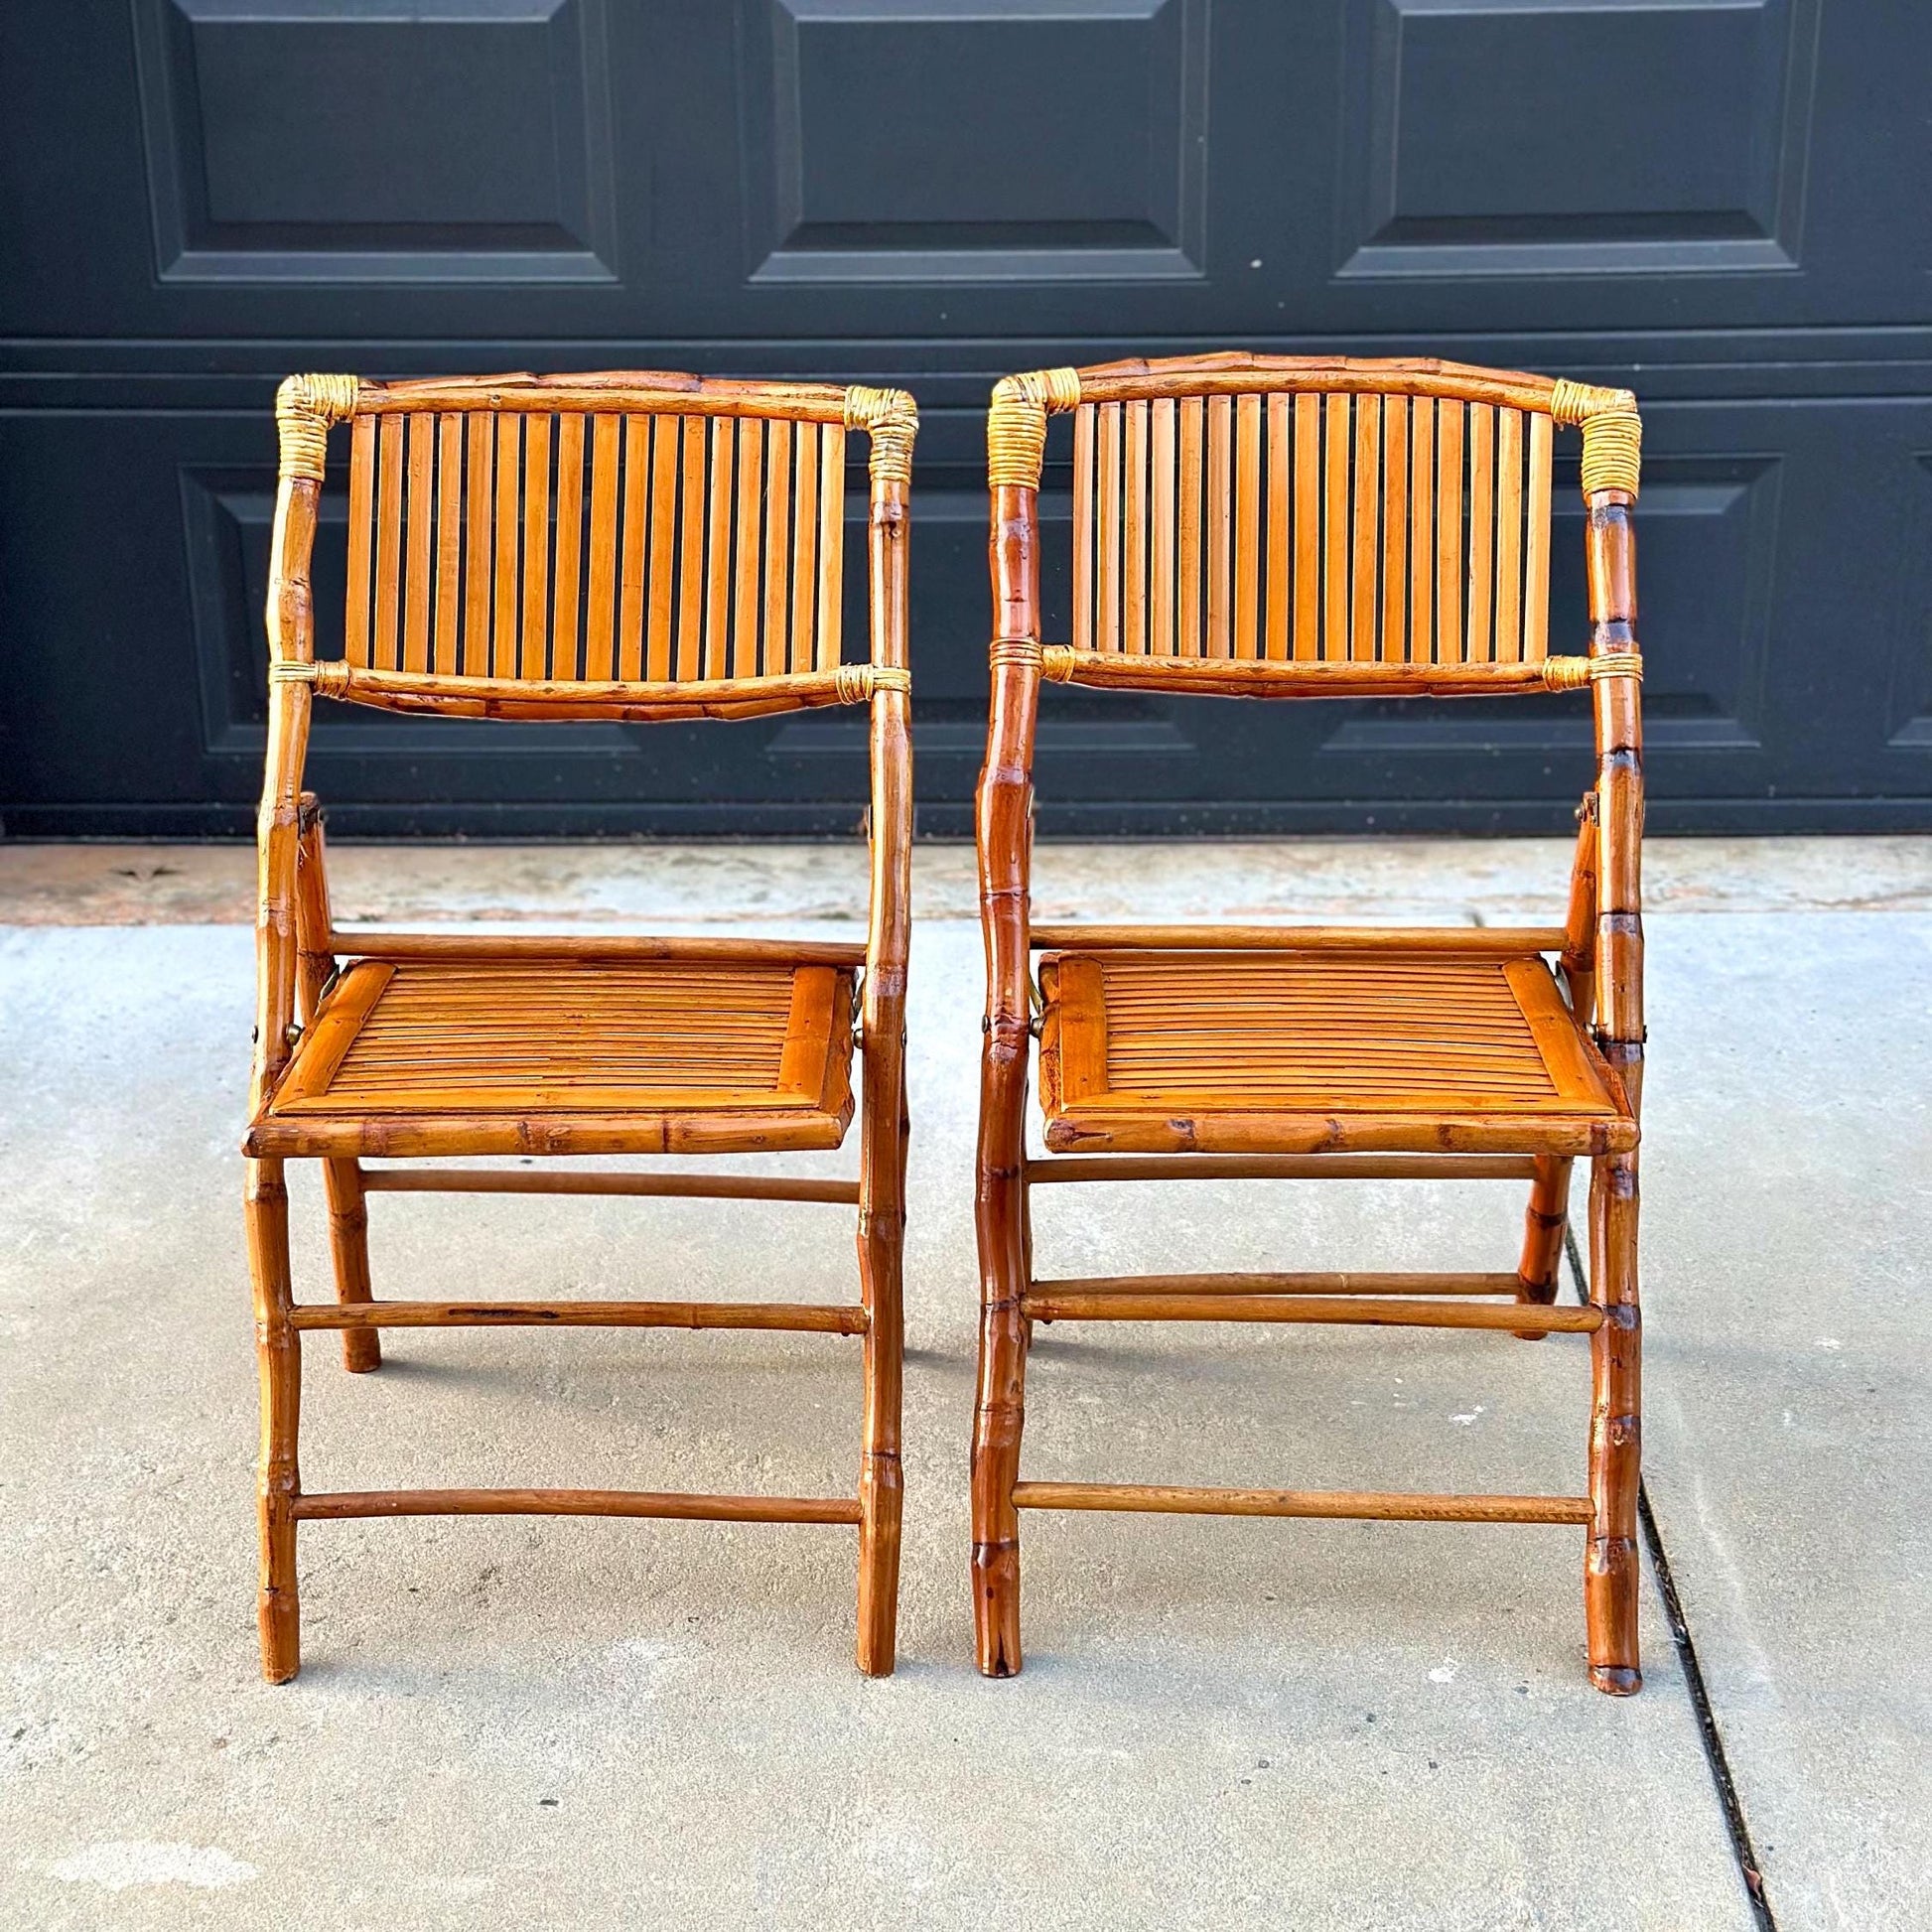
{"left": 1585, "top": 1150, "right": 1642, "bottom": 1693}
{"left": 1513, "top": 1154, "right": 1573, "bottom": 1341}
{"left": 856, "top": 1039, "right": 907, "bottom": 1677}
{"left": 246, "top": 1158, "right": 303, "bottom": 1683}
{"left": 972, "top": 1127, "right": 1032, "bottom": 1676}
{"left": 323, "top": 1159, "right": 380, "bottom": 1373}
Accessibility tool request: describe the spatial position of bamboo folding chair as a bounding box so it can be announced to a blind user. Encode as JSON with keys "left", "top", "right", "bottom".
{"left": 245, "top": 370, "right": 914, "bottom": 1680}
{"left": 971, "top": 353, "right": 1646, "bottom": 1691}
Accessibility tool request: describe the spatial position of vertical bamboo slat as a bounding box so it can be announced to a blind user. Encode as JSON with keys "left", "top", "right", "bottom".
{"left": 520, "top": 413, "right": 552, "bottom": 680}
{"left": 1205, "top": 397, "right": 1232, "bottom": 656}
{"left": 764, "top": 419, "right": 791, "bottom": 677}
{"left": 1465, "top": 404, "right": 1495, "bottom": 664}
{"left": 1294, "top": 395, "right": 1318, "bottom": 660}
{"left": 705, "top": 418, "right": 734, "bottom": 679}
{"left": 678, "top": 416, "right": 706, "bottom": 680}
{"left": 1264, "top": 394, "right": 1290, "bottom": 659}
{"left": 1410, "top": 398, "right": 1434, "bottom": 663}
{"left": 618, "top": 414, "right": 648, "bottom": 681}
{"left": 1350, "top": 394, "right": 1380, "bottom": 662}
{"left": 492, "top": 414, "right": 521, "bottom": 677}
{"left": 1436, "top": 401, "right": 1463, "bottom": 664}
{"left": 1123, "top": 401, "right": 1149, "bottom": 655}
{"left": 1233, "top": 394, "right": 1261, "bottom": 658}
{"left": 1380, "top": 398, "right": 1408, "bottom": 661}
{"left": 345, "top": 416, "right": 375, "bottom": 668}
{"left": 585, "top": 414, "right": 619, "bottom": 681}
{"left": 552, "top": 414, "right": 584, "bottom": 680}
{"left": 465, "top": 414, "right": 494, "bottom": 676}
{"left": 1071, "top": 406, "right": 1094, "bottom": 653}
{"left": 403, "top": 416, "right": 433, "bottom": 673}
{"left": 1095, "top": 403, "right": 1121, "bottom": 652}
{"left": 640, "top": 415, "right": 674, "bottom": 683}
{"left": 791, "top": 422, "right": 819, "bottom": 674}
{"left": 1524, "top": 414, "right": 1554, "bottom": 661}
{"left": 1151, "top": 399, "right": 1176, "bottom": 658}
{"left": 817, "top": 423, "right": 845, "bottom": 668}
{"left": 434, "top": 414, "right": 462, "bottom": 674}
{"left": 1495, "top": 408, "right": 1524, "bottom": 662}
{"left": 734, "top": 418, "right": 762, "bottom": 679}
{"left": 1178, "top": 399, "right": 1203, "bottom": 656}
{"left": 1323, "top": 395, "right": 1350, "bottom": 662}
{"left": 374, "top": 414, "right": 403, "bottom": 670}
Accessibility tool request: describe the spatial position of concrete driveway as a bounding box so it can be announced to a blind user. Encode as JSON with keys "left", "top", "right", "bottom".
{"left": 1, "top": 838, "right": 1925, "bottom": 1930}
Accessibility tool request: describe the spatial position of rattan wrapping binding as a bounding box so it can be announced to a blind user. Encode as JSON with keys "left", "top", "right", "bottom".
{"left": 843, "top": 386, "right": 918, "bottom": 485}
{"left": 275, "top": 373, "right": 359, "bottom": 482}
{"left": 987, "top": 367, "right": 1081, "bottom": 489}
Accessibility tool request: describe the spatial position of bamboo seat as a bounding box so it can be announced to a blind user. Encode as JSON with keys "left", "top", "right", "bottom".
{"left": 1035, "top": 945, "right": 1634, "bottom": 1158}
{"left": 245, "top": 370, "right": 914, "bottom": 1684}
{"left": 246, "top": 950, "right": 857, "bottom": 1160}
{"left": 972, "top": 353, "right": 1649, "bottom": 1694}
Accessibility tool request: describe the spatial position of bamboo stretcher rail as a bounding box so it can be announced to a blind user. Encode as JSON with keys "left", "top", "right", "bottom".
{"left": 359, "top": 1168, "right": 860, "bottom": 1203}
{"left": 329, "top": 931, "right": 866, "bottom": 967}
{"left": 1030, "top": 923, "right": 1565, "bottom": 954}
{"left": 291, "top": 1488, "right": 863, "bottom": 1525}
{"left": 1030, "top": 1271, "right": 1523, "bottom": 1298}
{"left": 1021, "top": 1291, "right": 1603, "bottom": 1332}
{"left": 1012, "top": 1482, "right": 1594, "bottom": 1526}
{"left": 291, "top": 1299, "right": 865, "bottom": 1334}
{"left": 1026, "top": 1155, "right": 1540, "bottom": 1182}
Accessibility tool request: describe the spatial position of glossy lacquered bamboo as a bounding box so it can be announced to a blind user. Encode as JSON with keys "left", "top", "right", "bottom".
{"left": 1031, "top": 923, "right": 1566, "bottom": 954}
{"left": 251, "top": 369, "right": 915, "bottom": 1682}
{"left": 359, "top": 1168, "right": 859, "bottom": 1203}
{"left": 1026, "top": 1154, "right": 1539, "bottom": 1183}
{"left": 293, "top": 1488, "right": 862, "bottom": 1525}
{"left": 1013, "top": 1483, "right": 1593, "bottom": 1526}
{"left": 290, "top": 1299, "right": 866, "bottom": 1334}
{"left": 972, "top": 351, "right": 1647, "bottom": 1693}
{"left": 1021, "top": 1292, "right": 1601, "bottom": 1332}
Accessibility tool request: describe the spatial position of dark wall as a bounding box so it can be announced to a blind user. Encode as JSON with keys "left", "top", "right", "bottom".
{"left": 2, "top": 0, "right": 1927, "bottom": 836}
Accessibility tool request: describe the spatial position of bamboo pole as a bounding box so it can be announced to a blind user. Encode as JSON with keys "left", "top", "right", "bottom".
{"left": 1013, "top": 1482, "right": 1593, "bottom": 1526}
{"left": 1020, "top": 1292, "right": 1601, "bottom": 1331}
{"left": 1071, "top": 352, "right": 1558, "bottom": 416}
{"left": 331, "top": 932, "right": 865, "bottom": 967}
{"left": 292, "top": 1488, "right": 862, "bottom": 1525}
{"left": 855, "top": 397, "right": 915, "bottom": 1678}
{"left": 971, "top": 378, "right": 1054, "bottom": 1677}
{"left": 359, "top": 1169, "right": 860, "bottom": 1203}
{"left": 1036, "top": 650, "right": 1585, "bottom": 700}
{"left": 1031, "top": 1271, "right": 1523, "bottom": 1297}
{"left": 290, "top": 1299, "right": 863, "bottom": 1334}
{"left": 1030, "top": 924, "right": 1564, "bottom": 955}
{"left": 1027, "top": 1155, "right": 1539, "bottom": 1183}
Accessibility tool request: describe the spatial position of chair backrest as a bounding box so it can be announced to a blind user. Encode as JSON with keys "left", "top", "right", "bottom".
{"left": 270, "top": 371, "right": 916, "bottom": 720}
{"left": 986, "top": 353, "right": 1640, "bottom": 699}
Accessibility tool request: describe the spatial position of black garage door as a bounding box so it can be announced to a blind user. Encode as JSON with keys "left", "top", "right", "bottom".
{"left": 1, "top": 1, "right": 1926, "bottom": 837}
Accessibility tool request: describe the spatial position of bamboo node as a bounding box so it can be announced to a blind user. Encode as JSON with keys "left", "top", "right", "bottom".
{"left": 843, "top": 385, "right": 918, "bottom": 485}
{"left": 274, "top": 373, "right": 358, "bottom": 482}
{"left": 1542, "top": 652, "right": 1642, "bottom": 690}
{"left": 987, "top": 367, "right": 1081, "bottom": 489}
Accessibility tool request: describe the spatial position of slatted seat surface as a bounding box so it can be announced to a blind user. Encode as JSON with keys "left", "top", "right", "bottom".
{"left": 1036, "top": 946, "right": 1633, "bottom": 1157}
{"left": 248, "top": 952, "right": 856, "bottom": 1159}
